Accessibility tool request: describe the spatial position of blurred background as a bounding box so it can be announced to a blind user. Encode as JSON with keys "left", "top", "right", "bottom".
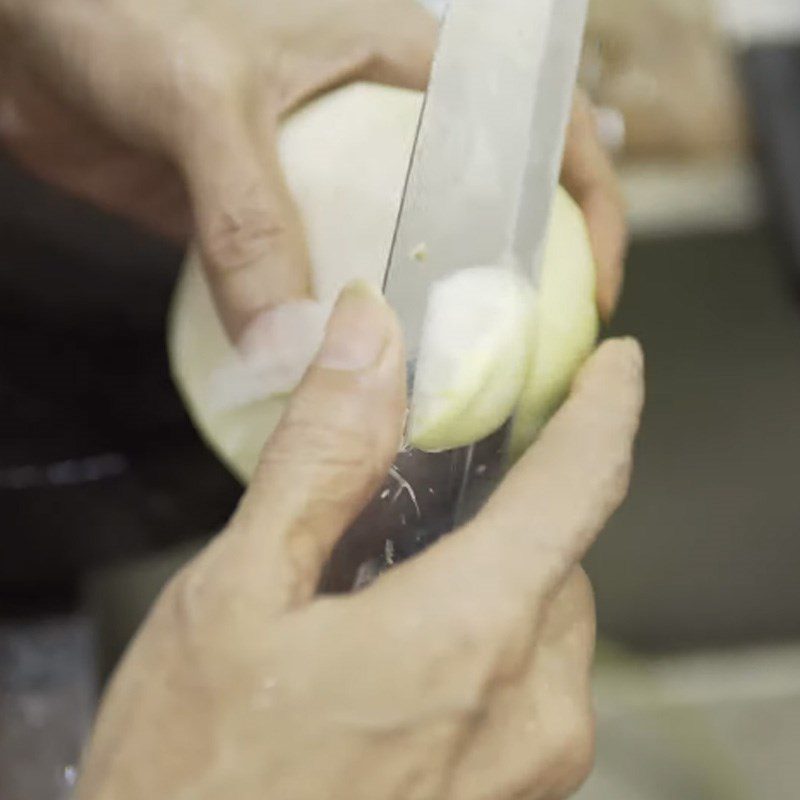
{"left": 1, "top": 0, "right": 800, "bottom": 798}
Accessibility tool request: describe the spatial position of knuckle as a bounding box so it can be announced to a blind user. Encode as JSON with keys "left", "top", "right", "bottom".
{"left": 170, "top": 61, "right": 237, "bottom": 138}
{"left": 266, "top": 413, "right": 379, "bottom": 477}
{"left": 256, "top": 415, "right": 387, "bottom": 525}
{"left": 203, "top": 193, "right": 287, "bottom": 274}
{"left": 148, "top": 566, "right": 208, "bottom": 652}
{"left": 486, "top": 601, "right": 534, "bottom": 671}
{"left": 411, "top": 624, "right": 492, "bottom": 704}
{"left": 171, "top": 35, "right": 238, "bottom": 112}
{"left": 159, "top": 557, "right": 216, "bottom": 635}
{"left": 158, "top": 537, "right": 238, "bottom": 631}
{"left": 433, "top": 597, "right": 532, "bottom": 688}
{"left": 156, "top": 543, "right": 269, "bottom": 666}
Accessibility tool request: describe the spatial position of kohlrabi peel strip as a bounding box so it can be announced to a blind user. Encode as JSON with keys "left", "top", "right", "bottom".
{"left": 408, "top": 193, "right": 597, "bottom": 455}
{"left": 408, "top": 267, "right": 535, "bottom": 452}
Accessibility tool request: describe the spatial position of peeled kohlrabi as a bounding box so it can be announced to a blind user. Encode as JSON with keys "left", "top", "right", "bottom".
{"left": 168, "top": 83, "right": 598, "bottom": 483}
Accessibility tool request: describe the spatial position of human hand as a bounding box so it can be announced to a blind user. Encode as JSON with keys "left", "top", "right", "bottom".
{"left": 76, "top": 283, "right": 644, "bottom": 800}
{"left": 0, "top": 0, "right": 436, "bottom": 340}
{"left": 0, "top": 2, "right": 625, "bottom": 338}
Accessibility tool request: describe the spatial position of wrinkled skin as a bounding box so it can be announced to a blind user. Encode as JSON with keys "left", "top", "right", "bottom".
{"left": 0, "top": 0, "right": 625, "bottom": 340}
{"left": 76, "top": 286, "right": 645, "bottom": 800}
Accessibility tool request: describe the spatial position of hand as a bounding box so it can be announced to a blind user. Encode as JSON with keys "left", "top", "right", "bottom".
{"left": 76, "top": 283, "right": 644, "bottom": 800}
{"left": 0, "top": 2, "right": 625, "bottom": 339}
{"left": 0, "top": 0, "right": 436, "bottom": 340}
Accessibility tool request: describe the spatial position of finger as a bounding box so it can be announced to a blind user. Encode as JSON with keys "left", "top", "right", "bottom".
{"left": 178, "top": 108, "right": 312, "bottom": 342}
{"left": 562, "top": 91, "right": 628, "bottom": 321}
{"left": 357, "top": 1, "right": 439, "bottom": 91}
{"left": 0, "top": 64, "right": 191, "bottom": 241}
{"left": 228, "top": 282, "right": 406, "bottom": 610}
{"left": 382, "top": 339, "right": 644, "bottom": 640}
{"left": 444, "top": 570, "right": 596, "bottom": 800}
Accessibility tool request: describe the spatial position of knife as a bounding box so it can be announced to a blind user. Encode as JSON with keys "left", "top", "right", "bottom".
{"left": 320, "top": 0, "right": 590, "bottom": 592}
{"left": 383, "top": 0, "right": 590, "bottom": 367}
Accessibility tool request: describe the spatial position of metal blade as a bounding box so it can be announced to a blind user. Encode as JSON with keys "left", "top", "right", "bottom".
{"left": 383, "top": 0, "right": 589, "bottom": 366}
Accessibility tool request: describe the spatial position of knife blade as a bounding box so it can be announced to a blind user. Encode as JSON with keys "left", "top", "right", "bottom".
{"left": 383, "top": 0, "right": 590, "bottom": 369}
{"left": 320, "top": 0, "right": 591, "bottom": 593}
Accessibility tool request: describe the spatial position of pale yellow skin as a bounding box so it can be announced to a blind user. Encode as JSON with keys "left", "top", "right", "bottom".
{"left": 511, "top": 190, "right": 600, "bottom": 457}
{"left": 169, "top": 83, "right": 598, "bottom": 480}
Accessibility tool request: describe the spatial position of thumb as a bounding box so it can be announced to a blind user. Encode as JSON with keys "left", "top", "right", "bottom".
{"left": 179, "top": 109, "right": 311, "bottom": 342}
{"left": 230, "top": 282, "right": 407, "bottom": 609}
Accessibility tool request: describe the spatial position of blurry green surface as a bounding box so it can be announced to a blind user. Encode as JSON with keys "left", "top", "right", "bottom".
{"left": 581, "top": 641, "right": 752, "bottom": 800}
{"left": 576, "top": 640, "right": 800, "bottom": 800}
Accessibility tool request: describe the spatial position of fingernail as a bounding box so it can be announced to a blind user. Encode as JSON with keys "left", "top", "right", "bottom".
{"left": 315, "top": 281, "right": 389, "bottom": 371}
